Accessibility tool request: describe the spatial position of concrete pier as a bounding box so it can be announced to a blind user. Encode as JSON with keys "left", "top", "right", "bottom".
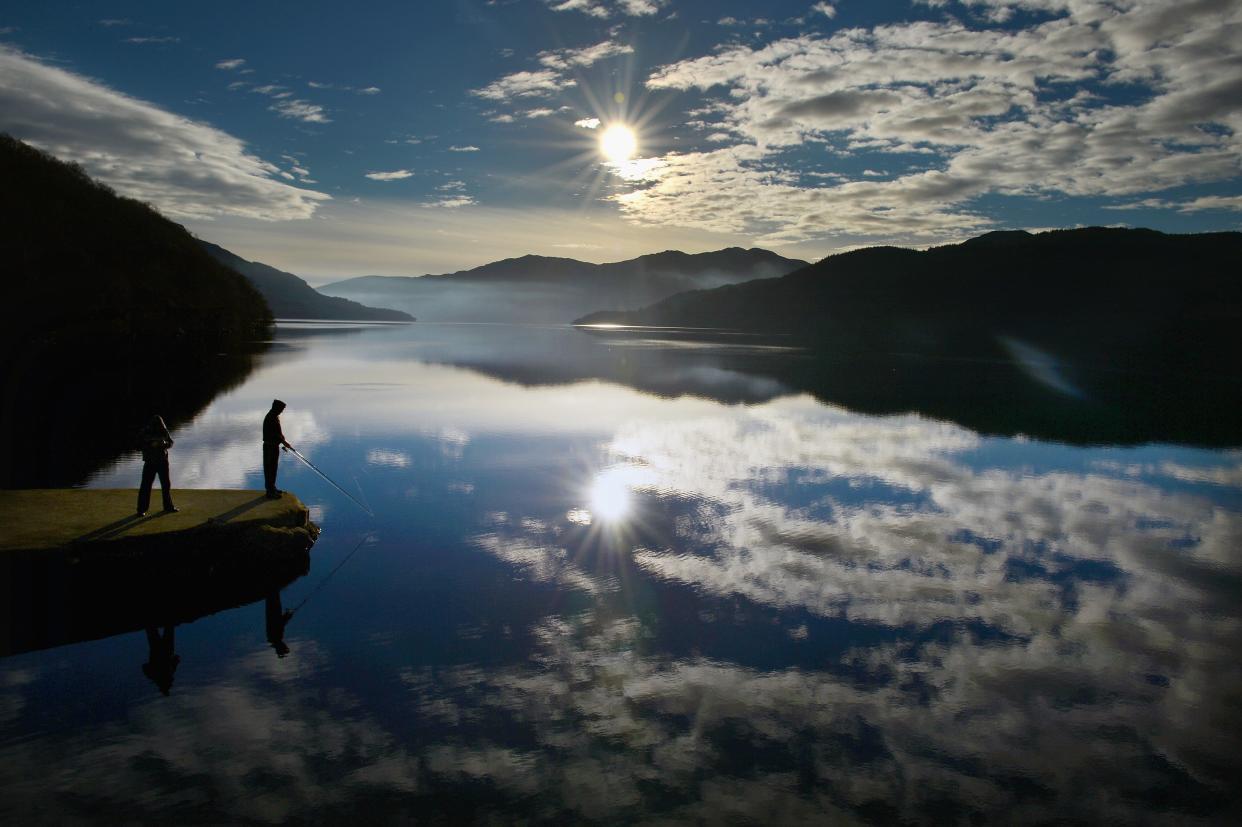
{"left": 0, "top": 490, "right": 320, "bottom": 657}
{"left": 0, "top": 489, "right": 316, "bottom": 553}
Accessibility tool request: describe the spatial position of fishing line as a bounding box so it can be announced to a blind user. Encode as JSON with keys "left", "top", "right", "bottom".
{"left": 286, "top": 446, "right": 375, "bottom": 516}
{"left": 288, "top": 531, "right": 375, "bottom": 616}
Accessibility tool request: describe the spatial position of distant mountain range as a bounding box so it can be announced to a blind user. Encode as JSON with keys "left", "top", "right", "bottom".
{"left": 319, "top": 248, "right": 808, "bottom": 323}
{"left": 577, "top": 227, "right": 1242, "bottom": 378}
{"left": 200, "top": 242, "right": 414, "bottom": 322}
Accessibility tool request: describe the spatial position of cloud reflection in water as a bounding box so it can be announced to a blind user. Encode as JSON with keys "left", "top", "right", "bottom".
{"left": 463, "top": 396, "right": 1242, "bottom": 820}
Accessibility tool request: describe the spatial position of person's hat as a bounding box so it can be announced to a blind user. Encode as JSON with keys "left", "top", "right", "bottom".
{"left": 272, "top": 399, "right": 286, "bottom": 408}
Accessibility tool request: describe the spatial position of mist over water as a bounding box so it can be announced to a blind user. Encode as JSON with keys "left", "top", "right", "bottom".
{"left": 3, "top": 322, "right": 1241, "bottom": 822}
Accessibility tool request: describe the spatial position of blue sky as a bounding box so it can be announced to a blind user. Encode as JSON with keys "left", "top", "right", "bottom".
{"left": 2, "top": 0, "right": 1240, "bottom": 281}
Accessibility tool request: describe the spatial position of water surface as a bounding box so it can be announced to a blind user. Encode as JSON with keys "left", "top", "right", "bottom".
{"left": 3, "top": 322, "right": 1240, "bottom": 823}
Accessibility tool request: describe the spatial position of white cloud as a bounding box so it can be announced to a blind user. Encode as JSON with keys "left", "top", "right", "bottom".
{"left": 269, "top": 99, "right": 330, "bottom": 123}
{"left": 1176, "top": 194, "right": 1242, "bottom": 213}
{"left": 545, "top": 0, "right": 612, "bottom": 18}
{"left": 367, "top": 448, "right": 410, "bottom": 467}
{"left": 810, "top": 1, "right": 836, "bottom": 18}
{"left": 575, "top": 117, "right": 601, "bottom": 129}
{"left": 478, "top": 39, "right": 628, "bottom": 118}
{"left": 448, "top": 145, "right": 480, "bottom": 152}
{"left": 426, "top": 195, "right": 477, "bottom": 208}
{"left": 0, "top": 46, "right": 329, "bottom": 221}
{"left": 472, "top": 69, "right": 573, "bottom": 101}
{"left": 215, "top": 57, "right": 245, "bottom": 70}
{"left": 365, "top": 169, "right": 414, "bottom": 181}
{"left": 543, "top": 0, "right": 663, "bottom": 18}
{"left": 125, "top": 36, "right": 180, "bottom": 44}
{"left": 358, "top": 86, "right": 381, "bottom": 95}
{"left": 609, "top": 2, "right": 1242, "bottom": 245}
{"left": 537, "top": 39, "right": 633, "bottom": 71}
{"left": 525, "top": 108, "right": 554, "bottom": 118}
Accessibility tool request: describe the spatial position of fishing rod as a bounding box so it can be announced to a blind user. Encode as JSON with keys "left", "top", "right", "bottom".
{"left": 284, "top": 446, "right": 375, "bottom": 516}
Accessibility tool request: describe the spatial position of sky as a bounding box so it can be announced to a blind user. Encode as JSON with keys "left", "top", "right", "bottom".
{"left": 1, "top": 0, "right": 1240, "bottom": 282}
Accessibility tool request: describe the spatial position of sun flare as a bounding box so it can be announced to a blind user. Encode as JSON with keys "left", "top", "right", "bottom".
{"left": 588, "top": 473, "right": 631, "bottom": 522}
{"left": 600, "top": 124, "right": 637, "bottom": 162}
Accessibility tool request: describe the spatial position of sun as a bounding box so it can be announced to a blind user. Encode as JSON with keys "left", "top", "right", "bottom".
{"left": 599, "top": 124, "right": 637, "bottom": 162}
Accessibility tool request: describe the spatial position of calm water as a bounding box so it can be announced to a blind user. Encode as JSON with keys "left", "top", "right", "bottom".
{"left": 3, "top": 322, "right": 1241, "bottom": 823}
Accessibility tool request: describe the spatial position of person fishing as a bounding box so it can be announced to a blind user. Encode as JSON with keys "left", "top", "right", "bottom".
{"left": 263, "top": 399, "right": 294, "bottom": 499}
{"left": 137, "top": 414, "right": 178, "bottom": 515}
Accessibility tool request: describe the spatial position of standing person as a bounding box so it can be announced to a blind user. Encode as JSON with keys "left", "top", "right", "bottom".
{"left": 137, "top": 414, "right": 178, "bottom": 515}
{"left": 263, "top": 399, "right": 294, "bottom": 499}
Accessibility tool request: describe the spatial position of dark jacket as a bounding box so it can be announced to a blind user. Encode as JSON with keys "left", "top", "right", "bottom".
{"left": 139, "top": 417, "right": 173, "bottom": 463}
{"left": 263, "top": 409, "right": 285, "bottom": 445}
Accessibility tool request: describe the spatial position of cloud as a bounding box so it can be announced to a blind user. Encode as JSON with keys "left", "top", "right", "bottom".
{"left": 448, "top": 145, "right": 480, "bottom": 152}
{"left": 1176, "top": 194, "right": 1242, "bottom": 213}
{"left": 810, "top": 1, "right": 836, "bottom": 18}
{"left": 124, "top": 36, "right": 180, "bottom": 44}
{"left": 426, "top": 195, "right": 477, "bottom": 208}
{"left": 0, "top": 46, "right": 329, "bottom": 221}
{"left": 471, "top": 69, "right": 573, "bottom": 101}
{"left": 524, "top": 108, "right": 554, "bottom": 118}
{"left": 269, "top": 99, "right": 330, "bottom": 123}
{"left": 537, "top": 39, "right": 633, "bottom": 71}
{"left": 543, "top": 0, "right": 663, "bottom": 18}
{"left": 448, "top": 396, "right": 1242, "bottom": 820}
{"left": 479, "top": 39, "right": 629, "bottom": 119}
{"left": 98, "top": 19, "right": 130, "bottom": 27}
{"left": 365, "top": 169, "right": 414, "bottom": 181}
{"left": 608, "top": 1, "right": 1242, "bottom": 246}
{"left": 307, "top": 80, "right": 382, "bottom": 95}
{"left": 214, "top": 57, "right": 245, "bottom": 70}
{"left": 575, "top": 117, "right": 601, "bottom": 129}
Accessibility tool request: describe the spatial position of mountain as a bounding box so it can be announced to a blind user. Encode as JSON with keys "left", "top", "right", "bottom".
{"left": 575, "top": 228, "right": 1242, "bottom": 377}
{"left": 0, "top": 133, "right": 270, "bottom": 486}
{"left": 319, "top": 247, "right": 808, "bottom": 323}
{"left": 199, "top": 241, "right": 414, "bottom": 322}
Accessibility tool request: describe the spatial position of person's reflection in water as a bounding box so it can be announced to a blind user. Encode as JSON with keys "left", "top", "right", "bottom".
{"left": 142, "top": 625, "right": 180, "bottom": 696}
{"left": 265, "top": 590, "right": 294, "bottom": 658}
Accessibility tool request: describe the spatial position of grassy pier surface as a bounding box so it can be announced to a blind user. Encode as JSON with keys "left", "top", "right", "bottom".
{"left": 0, "top": 488, "right": 313, "bottom": 553}
{"left": 1, "top": 490, "right": 319, "bottom": 658}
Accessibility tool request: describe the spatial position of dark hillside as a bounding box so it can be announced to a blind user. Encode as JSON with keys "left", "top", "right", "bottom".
{"left": 576, "top": 228, "right": 1242, "bottom": 444}
{"left": 200, "top": 241, "right": 413, "bottom": 321}
{"left": 0, "top": 134, "right": 271, "bottom": 486}
{"left": 577, "top": 228, "right": 1242, "bottom": 376}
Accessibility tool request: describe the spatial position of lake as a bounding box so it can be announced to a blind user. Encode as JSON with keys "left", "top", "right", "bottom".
{"left": 3, "top": 321, "right": 1240, "bottom": 823}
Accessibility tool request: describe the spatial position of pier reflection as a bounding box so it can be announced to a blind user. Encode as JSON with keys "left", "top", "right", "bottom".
{"left": 0, "top": 538, "right": 309, "bottom": 659}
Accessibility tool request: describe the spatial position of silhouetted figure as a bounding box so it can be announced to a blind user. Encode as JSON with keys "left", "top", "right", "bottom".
{"left": 142, "top": 625, "right": 181, "bottom": 695}
{"left": 265, "top": 590, "right": 294, "bottom": 658}
{"left": 263, "top": 399, "right": 294, "bottom": 499}
{"left": 137, "top": 415, "right": 178, "bottom": 515}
